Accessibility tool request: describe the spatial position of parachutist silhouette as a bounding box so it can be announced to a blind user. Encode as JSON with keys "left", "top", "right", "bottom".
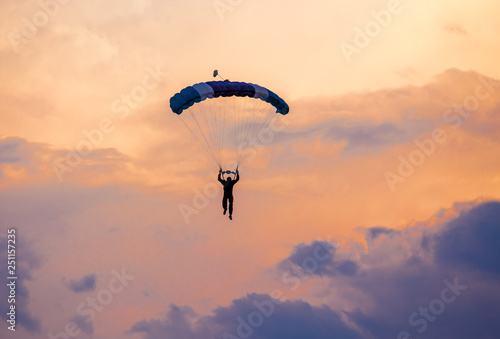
{"left": 218, "top": 168, "right": 239, "bottom": 220}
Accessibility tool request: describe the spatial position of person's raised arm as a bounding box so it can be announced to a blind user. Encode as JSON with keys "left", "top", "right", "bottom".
{"left": 218, "top": 168, "right": 224, "bottom": 183}
{"left": 234, "top": 169, "right": 240, "bottom": 183}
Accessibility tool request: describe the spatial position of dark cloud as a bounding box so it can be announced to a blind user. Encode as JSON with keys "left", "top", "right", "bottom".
{"left": 334, "top": 260, "right": 358, "bottom": 276}
{"left": 65, "top": 274, "right": 97, "bottom": 293}
{"left": 129, "top": 201, "right": 500, "bottom": 339}
{"left": 129, "top": 294, "right": 365, "bottom": 339}
{"left": 434, "top": 201, "right": 500, "bottom": 275}
{"left": 346, "top": 201, "right": 500, "bottom": 339}
{"left": 129, "top": 305, "right": 199, "bottom": 339}
{"left": 366, "top": 227, "right": 400, "bottom": 241}
{"left": 277, "top": 240, "right": 358, "bottom": 277}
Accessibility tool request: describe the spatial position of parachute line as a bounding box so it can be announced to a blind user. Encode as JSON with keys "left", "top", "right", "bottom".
{"left": 170, "top": 80, "right": 289, "bottom": 169}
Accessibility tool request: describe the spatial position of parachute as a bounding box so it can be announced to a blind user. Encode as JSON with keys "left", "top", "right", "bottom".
{"left": 170, "top": 76, "right": 289, "bottom": 170}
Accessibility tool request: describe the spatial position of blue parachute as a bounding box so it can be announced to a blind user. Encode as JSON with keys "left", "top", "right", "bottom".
{"left": 170, "top": 79, "right": 289, "bottom": 170}
{"left": 170, "top": 81, "right": 289, "bottom": 115}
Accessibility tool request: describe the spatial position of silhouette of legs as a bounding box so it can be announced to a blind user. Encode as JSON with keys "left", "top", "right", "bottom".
{"left": 222, "top": 195, "right": 234, "bottom": 220}
{"left": 222, "top": 197, "right": 227, "bottom": 215}
{"left": 228, "top": 196, "right": 234, "bottom": 219}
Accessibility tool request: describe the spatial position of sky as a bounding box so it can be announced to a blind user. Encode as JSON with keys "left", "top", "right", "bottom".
{"left": 1, "top": 0, "right": 500, "bottom": 338}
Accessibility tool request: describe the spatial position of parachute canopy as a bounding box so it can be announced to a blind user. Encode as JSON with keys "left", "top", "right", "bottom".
{"left": 169, "top": 79, "right": 289, "bottom": 170}
{"left": 170, "top": 81, "right": 289, "bottom": 115}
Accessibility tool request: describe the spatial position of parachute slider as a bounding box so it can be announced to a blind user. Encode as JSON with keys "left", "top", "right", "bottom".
{"left": 222, "top": 170, "right": 237, "bottom": 180}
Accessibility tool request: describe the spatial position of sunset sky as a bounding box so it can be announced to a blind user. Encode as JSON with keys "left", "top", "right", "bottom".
{"left": 1, "top": 1, "right": 500, "bottom": 338}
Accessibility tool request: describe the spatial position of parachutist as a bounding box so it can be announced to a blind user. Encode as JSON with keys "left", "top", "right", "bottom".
{"left": 169, "top": 79, "right": 288, "bottom": 208}
{"left": 218, "top": 168, "right": 239, "bottom": 220}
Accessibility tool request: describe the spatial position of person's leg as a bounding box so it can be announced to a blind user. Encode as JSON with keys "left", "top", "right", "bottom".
{"left": 228, "top": 196, "right": 234, "bottom": 217}
{"left": 222, "top": 196, "right": 228, "bottom": 214}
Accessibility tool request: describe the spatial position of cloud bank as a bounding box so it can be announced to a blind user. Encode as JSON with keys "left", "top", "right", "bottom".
{"left": 129, "top": 201, "right": 500, "bottom": 339}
